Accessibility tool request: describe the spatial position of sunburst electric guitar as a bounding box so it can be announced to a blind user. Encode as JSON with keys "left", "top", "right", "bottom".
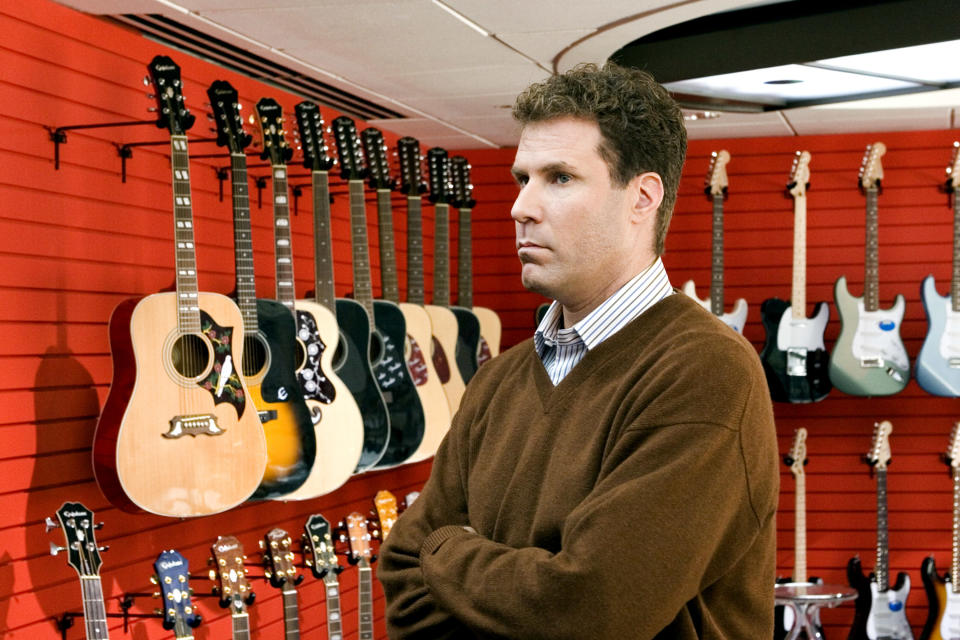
{"left": 153, "top": 549, "right": 202, "bottom": 639}
{"left": 93, "top": 56, "right": 266, "bottom": 517}
{"left": 830, "top": 142, "right": 909, "bottom": 396}
{"left": 760, "top": 151, "right": 832, "bottom": 403}
{"left": 916, "top": 142, "right": 960, "bottom": 397}
{"left": 303, "top": 514, "right": 345, "bottom": 640}
{"left": 682, "top": 150, "right": 748, "bottom": 333}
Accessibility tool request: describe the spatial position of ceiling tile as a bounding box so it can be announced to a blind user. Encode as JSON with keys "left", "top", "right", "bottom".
{"left": 785, "top": 107, "right": 952, "bottom": 135}
{"left": 683, "top": 112, "right": 795, "bottom": 139}
{"left": 496, "top": 28, "right": 594, "bottom": 67}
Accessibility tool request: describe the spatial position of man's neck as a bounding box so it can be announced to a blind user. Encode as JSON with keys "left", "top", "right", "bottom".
{"left": 560, "top": 257, "right": 659, "bottom": 327}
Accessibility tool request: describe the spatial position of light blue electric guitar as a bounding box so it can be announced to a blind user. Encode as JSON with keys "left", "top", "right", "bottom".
{"left": 916, "top": 142, "right": 960, "bottom": 397}
{"left": 829, "top": 142, "right": 909, "bottom": 396}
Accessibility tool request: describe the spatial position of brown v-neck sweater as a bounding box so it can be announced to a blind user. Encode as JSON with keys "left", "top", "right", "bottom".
{"left": 378, "top": 293, "right": 779, "bottom": 639}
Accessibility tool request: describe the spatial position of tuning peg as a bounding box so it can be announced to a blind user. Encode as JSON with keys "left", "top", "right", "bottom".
{"left": 153, "top": 607, "right": 163, "bottom": 616}
{"left": 264, "top": 569, "right": 273, "bottom": 580}
{"left": 49, "top": 541, "right": 66, "bottom": 556}
{"left": 148, "top": 107, "right": 158, "bottom": 113}
{"left": 149, "top": 575, "right": 158, "bottom": 585}
{"left": 98, "top": 545, "right": 110, "bottom": 552}
{"left": 152, "top": 590, "right": 161, "bottom": 598}
{"left": 208, "top": 569, "right": 217, "bottom": 581}
{"left": 45, "top": 516, "right": 60, "bottom": 532}
{"left": 143, "top": 76, "right": 150, "bottom": 86}
{"left": 146, "top": 93, "right": 155, "bottom": 100}
{"left": 258, "top": 540, "right": 265, "bottom": 550}
{"left": 94, "top": 522, "right": 104, "bottom": 530}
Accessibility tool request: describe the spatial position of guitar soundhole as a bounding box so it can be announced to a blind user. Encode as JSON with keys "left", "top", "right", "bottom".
{"left": 172, "top": 334, "right": 211, "bottom": 379}
{"left": 242, "top": 333, "right": 268, "bottom": 378}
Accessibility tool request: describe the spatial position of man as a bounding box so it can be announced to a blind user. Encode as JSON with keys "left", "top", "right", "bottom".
{"left": 378, "top": 62, "right": 778, "bottom": 639}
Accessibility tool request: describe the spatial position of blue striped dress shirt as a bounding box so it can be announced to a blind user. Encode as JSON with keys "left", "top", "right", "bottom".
{"left": 534, "top": 258, "right": 674, "bottom": 385}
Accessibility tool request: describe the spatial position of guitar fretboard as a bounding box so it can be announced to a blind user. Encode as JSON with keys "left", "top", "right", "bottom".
{"left": 875, "top": 467, "right": 889, "bottom": 591}
{"left": 710, "top": 193, "right": 725, "bottom": 316}
{"left": 794, "top": 472, "right": 807, "bottom": 582}
{"left": 952, "top": 467, "right": 960, "bottom": 593}
{"left": 376, "top": 189, "right": 400, "bottom": 303}
{"left": 171, "top": 135, "right": 201, "bottom": 333}
{"left": 358, "top": 565, "right": 373, "bottom": 640}
{"left": 790, "top": 192, "right": 807, "bottom": 319}
{"left": 230, "top": 154, "right": 259, "bottom": 332}
{"left": 457, "top": 207, "right": 473, "bottom": 308}
{"left": 953, "top": 186, "right": 960, "bottom": 312}
{"left": 232, "top": 611, "right": 250, "bottom": 640}
{"left": 864, "top": 186, "right": 880, "bottom": 313}
{"left": 324, "top": 574, "right": 343, "bottom": 640}
{"left": 311, "top": 170, "right": 337, "bottom": 312}
{"left": 406, "top": 196, "right": 426, "bottom": 305}
{"left": 81, "top": 576, "right": 109, "bottom": 640}
{"left": 433, "top": 202, "right": 451, "bottom": 308}
{"left": 271, "top": 164, "right": 297, "bottom": 309}
{"left": 282, "top": 586, "right": 300, "bottom": 640}
{"left": 347, "top": 180, "right": 376, "bottom": 322}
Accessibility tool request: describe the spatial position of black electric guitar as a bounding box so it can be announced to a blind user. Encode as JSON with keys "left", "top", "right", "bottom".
{"left": 262, "top": 528, "right": 302, "bottom": 640}
{"left": 93, "top": 56, "right": 267, "bottom": 518}
{"left": 761, "top": 151, "right": 832, "bottom": 403}
{"left": 49, "top": 502, "right": 109, "bottom": 640}
{"left": 847, "top": 420, "right": 913, "bottom": 640}
{"left": 153, "top": 549, "right": 202, "bottom": 639}
{"left": 210, "top": 536, "right": 256, "bottom": 640}
{"left": 303, "top": 514, "right": 345, "bottom": 640}
{"left": 209, "top": 86, "right": 316, "bottom": 500}
{"left": 345, "top": 512, "right": 376, "bottom": 640}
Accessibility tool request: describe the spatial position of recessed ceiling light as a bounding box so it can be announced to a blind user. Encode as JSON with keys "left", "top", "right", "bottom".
{"left": 683, "top": 110, "right": 721, "bottom": 121}
{"left": 765, "top": 79, "right": 803, "bottom": 85}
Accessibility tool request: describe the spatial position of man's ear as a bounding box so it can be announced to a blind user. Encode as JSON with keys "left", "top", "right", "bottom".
{"left": 629, "top": 172, "right": 664, "bottom": 222}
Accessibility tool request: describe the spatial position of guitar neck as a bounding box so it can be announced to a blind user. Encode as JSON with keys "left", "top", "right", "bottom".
{"left": 323, "top": 573, "right": 344, "bottom": 640}
{"left": 793, "top": 473, "right": 807, "bottom": 582}
{"left": 232, "top": 611, "right": 250, "bottom": 640}
{"left": 81, "top": 576, "right": 110, "bottom": 640}
{"left": 952, "top": 186, "right": 960, "bottom": 312}
{"left": 311, "top": 170, "right": 337, "bottom": 312}
{"left": 953, "top": 467, "right": 960, "bottom": 592}
{"left": 710, "top": 193, "right": 724, "bottom": 316}
{"left": 876, "top": 467, "right": 889, "bottom": 590}
{"left": 358, "top": 564, "right": 374, "bottom": 640}
{"left": 864, "top": 186, "right": 880, "bottom": 312}
{"left": 271, "top": 163, "right": 297, "bottom": 309}
{"left": 229, "top": 154, "right": 259, "bottom": 332}
{"left": 171, "top": 135, "right": 201, "bottom": 333}
{"left": 406, "top": 196, "right": 426, "bottom": 305}
{"left": 376, "top": 189, "right": 400, "bottom": 303}
{"left": 347, "top": 180, "right": 376, "bottom": 321}
{"left": 457, "top": 206, "right": 473, "bottom": 308}
{"left": 281, "top": 586, "right": 301, "bottom": 640}
{"left": 790, "top": 193, "right": 807, "bottom": 318}
{"left": 433, "top": 202, "right": 451, "bottom": 307}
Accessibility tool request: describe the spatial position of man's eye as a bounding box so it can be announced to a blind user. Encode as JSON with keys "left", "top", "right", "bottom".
{"left": 555, "top": 174, "right": 571, "bottom": 184}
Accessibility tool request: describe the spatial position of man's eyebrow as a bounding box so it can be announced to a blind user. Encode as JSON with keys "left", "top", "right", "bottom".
{"left": 510, "top": 161, "right": 575, "bottom": 179}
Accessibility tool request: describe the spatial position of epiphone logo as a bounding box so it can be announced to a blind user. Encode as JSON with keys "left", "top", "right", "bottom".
{"left": 62, "top": 510, "right": 89, "bottom": 518}
{"left": 154, "top": 65, "right": 177, "bottom": 72}
{"left": 159, "top": 559, "right": 184, "bottom": 570}
{"left": 215, "top": 541, "right": 239, "bottom": 552}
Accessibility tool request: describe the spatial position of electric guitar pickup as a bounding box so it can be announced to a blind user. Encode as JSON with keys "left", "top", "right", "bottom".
{"left": 153, "top": 549, "right": 202, "bottom": 639}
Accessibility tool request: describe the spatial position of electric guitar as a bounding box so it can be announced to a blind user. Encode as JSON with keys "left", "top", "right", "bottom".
{"left": 262, "top": 528, "right": 302, "bottom": 640}
{"left": 682, "top": 150, "right": 748, "bottom": 333}
{"left": 919, "top": 422, "right": 960, "bottom": 640}
{"left": 373, "top": 489, "right": 399, "bottom": 542}
{"left": 93, "top": 55, "right": 266, "bottom": 517}
{"left": 830, "top": 142, "right": 909, "bottom": 396}
{"left": 209, "top": 86, "right": 316, "bottom": 500}
{"left": 49, "top": 502, "right": 109, "bottom": 640}
{"left": 210, "top": 535, "right": 255, "bottom": 640}
{"left": 450, "top": 155, "right": 502, "bottom": 365}
{"left": 760, "top": 151, "right": 832, "bottom": 403}
{"left": 303, "top": 514, "right": 345, "bottom": 640}
{"left": 396, "top": 136, "right": 465, "bottom": 415}
{"left": 153, "top": 549, "right": 201, "bottom": 639}
{"left": 345, "top": 512, "right": 376, "bottom": 640}
{"left": 333, "top": 116, "right": 390, "bottom": 471}
{"left": 847, "top": 420, "right": 913, "bottom": 640}
{"left": 289, "top": 99, "right": 365, "bottom": 492}
{"left": 916, "top": 142, "right": 960, "bottom": 397}
{"left": 428, "top": 147, "right": 483, "bottom": 386}
{"left": 362, "top": 128, "right": 450, "bottom": 464}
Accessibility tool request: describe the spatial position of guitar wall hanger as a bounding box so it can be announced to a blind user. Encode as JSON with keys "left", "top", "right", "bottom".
{"left": 52, "top": 595, "right": 164, "bottom": 640}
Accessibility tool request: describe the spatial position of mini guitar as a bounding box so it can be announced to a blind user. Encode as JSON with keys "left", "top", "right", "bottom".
{"left": 153, "top": 549, "right": 201, "bottom": 639}
{"left": 916, "top": 142, "right": 960, "bottom": 397}
{"left": 262, "top": 528, "right": 302, "bottom": 640}
{"left": 289, "top": 99, "right": 365, "bottom": 492}
{"left": 919, "top": 422, "right": 960, "bottom": 640}
{"left": 93, "top": 55, "right": 266, "bottom": 517}
{"left": 345, "top": 512, "right": 376, "bottom": 640}
{"left": 450, "top": 155, "right": 502, "bottom": 365}
{"left": 209, "top": 86, "right": 316, "bottom": 500}
{"left": 682, "top": 150, "right": 748, "bottom": 333}
{"left": 210, "top": 535, "right": 255, "bottom": 640}
{"left": 847, "top": 420, "right": 913, "bottom": 640}
{"left": 760, "top": 151, "right": 832, "bottom": 403}
{"left": 303, "top": 514, "right": 345, "bottom": 640}
{"left": 830, "top": 142, "right": 909, "bottom": 396}
{"left": 49, "top": 502, "right": 109, "bottom": 640}
{"left": 397, "top": 136, "right": 465, "bottom": 415}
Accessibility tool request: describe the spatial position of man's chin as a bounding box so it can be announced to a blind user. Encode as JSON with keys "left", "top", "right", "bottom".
{"left": 520, "top": 269, "right": 554, "bottom": 299}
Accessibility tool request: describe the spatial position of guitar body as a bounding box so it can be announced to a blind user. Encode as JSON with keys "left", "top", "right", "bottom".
{"left": 920, "top": 556, "right": 947, "bottom": 640}
{"left": 424, "top": 304, "right": 467, "bottom": 414}
{"left": 830, "top": 276, "right": 909, "bottom": 396}
{"left": 285, "top": 300, "right": 364, "bottom": 498}
{"left": 94, "top": 292, "right": 267, "bottom": 517}
{"left": 399, "top": 302, "right": 451, "bottom": 462}
{"left": 451, "top": 305, "right": 481, "bottom": 384}
{"left": 867, "top": 573, "right": 913, "bottom": 639}
{"left": 916, "top": 275, "right": 960, "bottom": 397}
{"left": 760, "top": 297, "right": 832, "bottom": 402}
{"left": 372, "top": 299, "right": 426, "bottom": 467}
{"left": 681, "top": 280, "right": 749, "bottom": 334}
{"left": 535, "top": 302, "right": 550, "bottom": 326}
{"left": 335, "top": 297, "right": 390, "bottom": 471}
{"left": 848, "top": 556, "right": 874, "bottom": 640}
{"left": 473, "top": 305, "right": 502, "bottom": 366}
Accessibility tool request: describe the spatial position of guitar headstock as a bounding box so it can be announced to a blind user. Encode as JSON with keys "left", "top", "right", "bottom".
{"left": 154, "top": 550, "right": 201, "bottom": 632}
{"left": 946, "top": 141, "right": 960, "bottom": 190}
{"left": 787, "top": 150, "right": 811, "bottom": 198}
{"left": 704, "top": 149, "right": 730, "bottom": 198}
{"left": 345, "top": 512, "right": 374, "bottom": 566}
{"left": 210, "top": 536, "right": 254, "bottom": 613}
{"left": 785, "top": 428, "right": 808, "bottom": 478}
{"left": 262, "top": 528, "right": 300, "bottom": 590}
{"left": 450, "top": 156, "right": 476, "bottom": 208}
{"left": 945, "top": 422, "right": 960, "bottom": 469}
{"left": 255, "top": 97, "right": 293, "bottom": 166}
{"left": 303, "top": 514, "right": 341, "bottom": 579}
{"left": 331, "top": 115, "right": 367, "bottom": 181}
{"left": 207, "top": 80, "right": 252, "bottom": 154}
{"left": 858, "top": 142, "right": 886, "bottom": 191}
{"left": 866, "top": 420, "right": 893, "bottom": 470}
{"left": 361, "top": 127, "right": 394, "bottom": 190}
{"left": 373, "top": 490, "right": 399, "bottom": 542}
{"left": 427, "top": 147, "right": 452, "bottom": 204}
{"left": 147, "top": 55, "right": 196, "bottom": 135}
{"left": 51, "top": 502, "right": 103, "bottom": 579}
{"left": 397, "top": 136, "right": 426, "bottom": 197}
{"left": 294, "top": 101, "right": 335, "bottom": 172}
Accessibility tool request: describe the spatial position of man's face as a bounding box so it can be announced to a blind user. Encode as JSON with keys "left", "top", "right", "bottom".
{"left": 511, "top": 117, "right": 651, "bottom": 311}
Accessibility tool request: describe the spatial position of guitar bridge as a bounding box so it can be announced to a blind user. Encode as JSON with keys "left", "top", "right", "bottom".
{"left": 949, "top": 358, "right": 960, "bottom": 369}
{"left": 859, "top": 357, "right": 883, "bottom": 368}
{"left": 787, "top": 348, "right": 808, "bottom": 377}
{"left": 164, "top": 414, "right": 223, "bottom": 438}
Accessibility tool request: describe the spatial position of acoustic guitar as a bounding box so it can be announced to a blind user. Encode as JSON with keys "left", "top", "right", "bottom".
{"left": 372, "top": 489, "right": 399, "bottom": 542}
{"left": 153, "top": 549, "right": 202, "bottom": 639}
{"left": 303, "top": 514, "right": 345, "bottom": 640}
{"left": 49, "top": 502, "right": 110, "bottom": 640}
{"left": 210, "top": 535, "right": 256, "bottom": 640}
{"left": 345, "top": 512, "right": 376, "bottom": 640}
{"left": 262, "top": 528, "right": 303, "bottom": 640}
{"left": 93, "top": 55, "right": 266, "bottom": 517}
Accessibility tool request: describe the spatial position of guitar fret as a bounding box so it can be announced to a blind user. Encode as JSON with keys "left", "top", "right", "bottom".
{"left": 791, "top": 194, "right": 807, "bottom": 319}
{"left": 864, "top": 187, "right": 880, "bottom": 313}
{"left": 433, "top": 202, "right": 451, "bottom": 307}
{"left": 171, "top": 135, "right": 201, "bottom": 333}
{"left": 458, "top": 207, "right": 473, "bottom": 308}
{"left": 348, "top": 180, "right": 376, "bottom": 322}
{"left": 953, "top": 467, "right": 960, "bottom": 592}
{"left": 273, "top": 167, "right": 297, "bottom": 309}
{"left": 794, "top": 473, "right": 806, "bottom": 582}
{"left": 377, "top": 189, "right": 401, "bottom": 303}
{"left": 233, "top": 611, "right": 251, "bottom": 640}
{"left": 325, "top": 575, "right": 343, "bottom": 639}
{"left": 710, "top": 194, "right": 724, "bottom": 316}
{"left": 406, "top": 196, "right": 426, "bottom": 305}
{"left": 230, "top": 154, "right": 259, "bottom": 331}
{"left": 358, "top": 566, "right": 374, "bottom": 640}
{"left": 311, "top": 170, "right": 337, "bottom": 311}
{"left": 282, "top": 588, "right": 300, "bottom": 640}
{"left": 81, "top": 576, "right": 109, "bottom": 640}
{"left": 876, "top": 467, "right": 889, "bottom": 591}
{"left": 953, "top": 187, "right": 960, "bottom": 313}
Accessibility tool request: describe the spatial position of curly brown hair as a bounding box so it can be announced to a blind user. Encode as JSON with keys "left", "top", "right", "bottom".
{"left": 512, "top": 62, "right": 686, "bottom": 256}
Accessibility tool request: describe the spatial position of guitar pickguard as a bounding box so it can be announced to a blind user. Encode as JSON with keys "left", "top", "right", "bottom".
{"left": 197, "top": 310, "right": 246, "bottom": 418}
{"left": 866, "top": 577, "right": 913, "bottom": 639}
{"left": 296, "top": 309, "right": 337, "bottom": 404}
{"left": 851, "top": 300, "right": 910, "bottom": 372}
{"left": 406, "top": 337, "right": 429, "bottom": 386}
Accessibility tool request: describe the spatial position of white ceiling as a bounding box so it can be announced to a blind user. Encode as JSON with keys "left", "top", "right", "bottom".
{"left": 55, "top": 0, "right": 960, "bottom": 147}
